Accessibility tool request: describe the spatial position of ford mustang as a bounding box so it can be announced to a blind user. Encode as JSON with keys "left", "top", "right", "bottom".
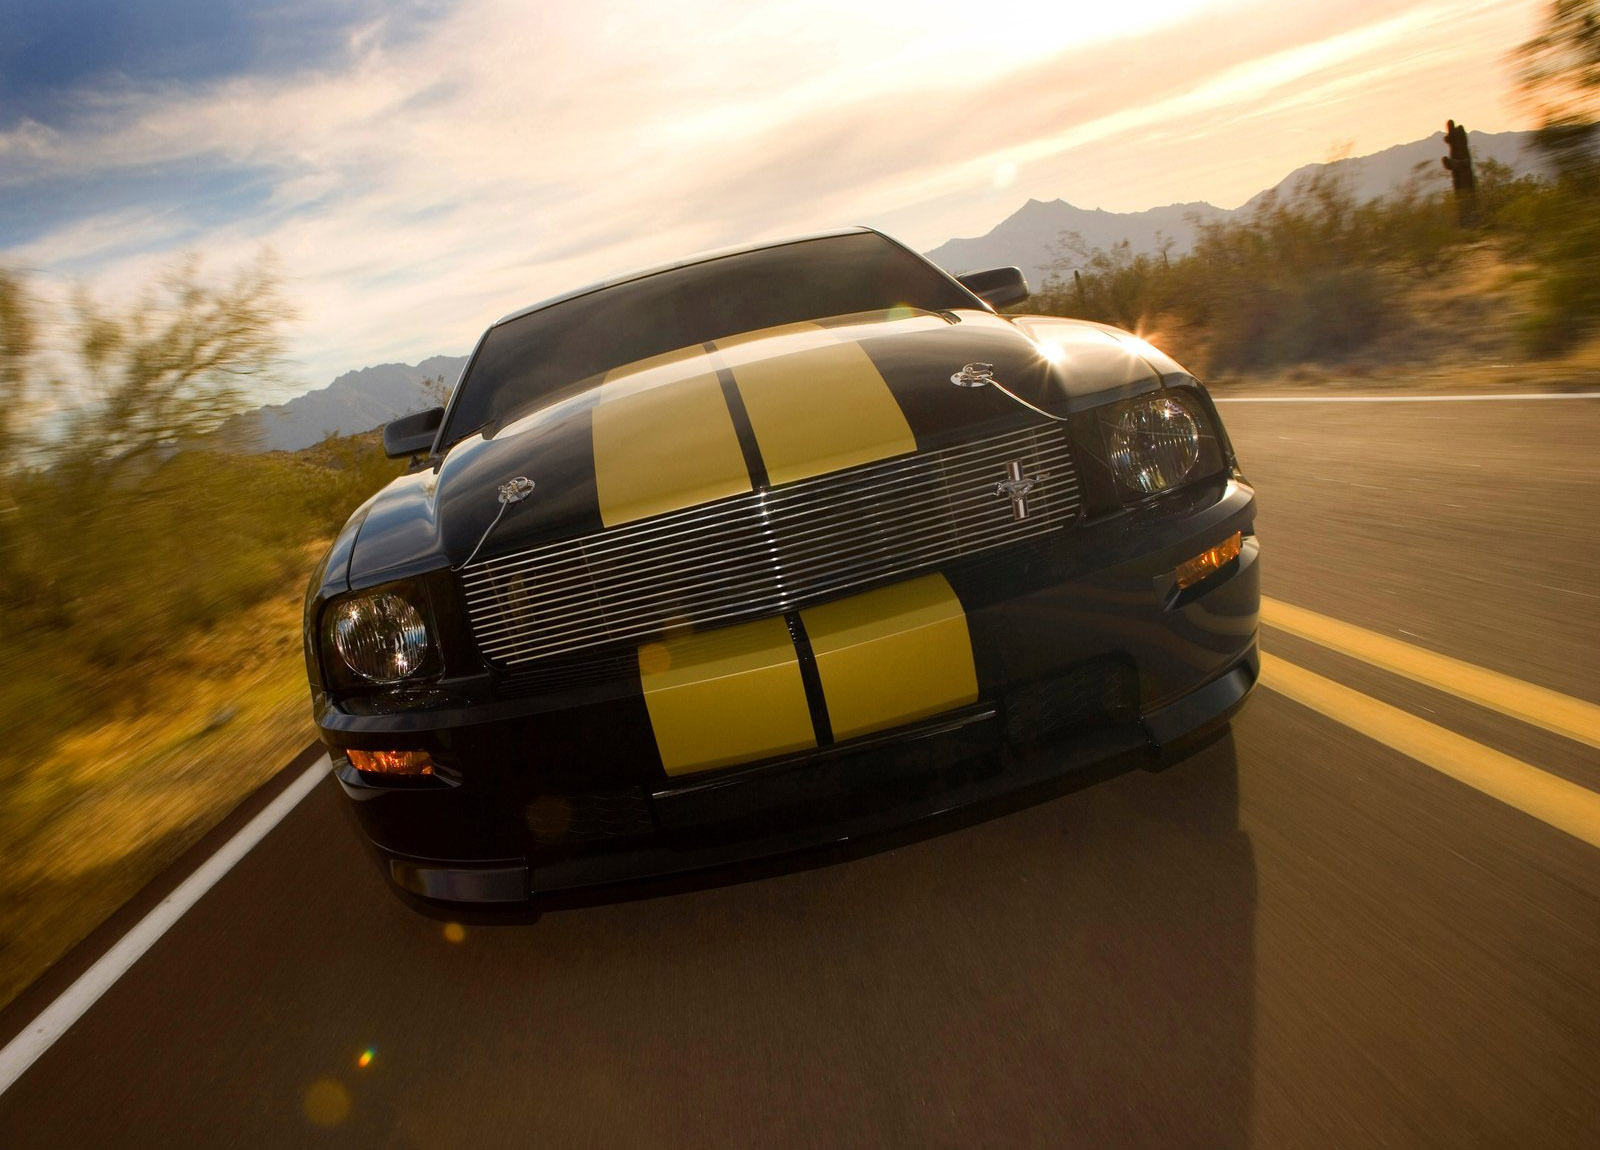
{"left": 303, "top": 227, "right": 1259, "bottom": 904}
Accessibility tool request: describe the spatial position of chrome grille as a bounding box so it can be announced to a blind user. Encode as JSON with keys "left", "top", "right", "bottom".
{"left": 462, "top": 424, "right": 1078, "bottom": 667}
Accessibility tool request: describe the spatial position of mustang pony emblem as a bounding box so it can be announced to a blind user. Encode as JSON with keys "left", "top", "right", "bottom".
{"left": 995, "top": 460, "right": 1042, "bottom": 521}
{"left": 950, "top": 362, "right": 995, "bottom": 388}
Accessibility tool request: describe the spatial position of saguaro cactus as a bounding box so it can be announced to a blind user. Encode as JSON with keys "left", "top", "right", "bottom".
{"left": 1442, "top": 119, "right": 1478, "bottom": 225}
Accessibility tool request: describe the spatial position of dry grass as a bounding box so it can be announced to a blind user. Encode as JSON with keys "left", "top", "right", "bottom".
{"left": 1207, "top": 341, "right": 1600, "bottom": 395}
{"left": 0, "top": 591, "right": 315, "bottom": 1011}
{"left": 1206, "top": 245, "right": 1600, "bottom": 395}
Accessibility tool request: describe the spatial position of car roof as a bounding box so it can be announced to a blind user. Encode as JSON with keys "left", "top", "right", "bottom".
{"left": 490, "top": 226, "right": 879, "bottom": 328}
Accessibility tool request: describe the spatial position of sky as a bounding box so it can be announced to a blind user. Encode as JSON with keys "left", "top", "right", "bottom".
{"left": 0, "top": 0, "right": 1550, "bottom": 401}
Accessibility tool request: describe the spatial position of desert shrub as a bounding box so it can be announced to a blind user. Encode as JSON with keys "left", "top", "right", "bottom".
{"left": 0, "top": 262, "right": 407, "bottom": 763}
{"left": 1517, "top": 185, "right": 1600, "bottom": 353}
{"left": 1026, "top": 160, "right": 1600, "bottom": 372}
{"left": 0, "top": 437, "right": 403, "bottom": 760}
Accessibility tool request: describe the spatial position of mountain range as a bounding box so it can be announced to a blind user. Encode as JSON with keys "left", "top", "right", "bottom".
{"left": 246, "top": 129, "right": 1548, "bottom": 453}
{"left": 224, "top": 355, "right": 468, "bottom": 453}
{"left": 924, "top": 129, "right": 1548, "bottom": 292}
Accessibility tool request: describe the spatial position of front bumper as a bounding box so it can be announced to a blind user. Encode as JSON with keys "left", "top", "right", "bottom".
{"left": 320, "top": 479, "right": 1260, "bottom": 904}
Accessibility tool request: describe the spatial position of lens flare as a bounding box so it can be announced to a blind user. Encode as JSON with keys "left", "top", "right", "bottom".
{"left": 443, "top": 922, "right": 466, "bottom": 943}
{"left": 303, "top": 1078, "right": 351, "bottom": 1126}
{"left": 638, "top": 642, "right": 671, "bottom": 675}
{"left": 357, "top": 1048, "right": 375, "bottom": 1069}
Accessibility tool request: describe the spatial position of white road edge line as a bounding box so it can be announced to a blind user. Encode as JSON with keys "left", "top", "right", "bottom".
{"left": 1213, "top": 393, "right": 1600, "bottom": 403}
{"left": 0, "top": 755, "right": 330, "bottom": 1098}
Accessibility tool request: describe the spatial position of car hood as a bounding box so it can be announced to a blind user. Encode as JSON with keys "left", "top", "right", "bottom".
{"left": 343, "top": 309, "right": 1190, "bottom": 585}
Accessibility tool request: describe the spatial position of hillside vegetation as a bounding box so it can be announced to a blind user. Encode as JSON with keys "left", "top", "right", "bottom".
{"left": 0, "top": 429, "right": 405, "bottom": 1008}
{"left": 1, "top": 436, "right": 404, "bottom": 766}
{"left": 1020, "top": 159, "right": 1600, "bottom": 377}
{"left": 0, "top": 257, "right": 418, "bottom": 1006}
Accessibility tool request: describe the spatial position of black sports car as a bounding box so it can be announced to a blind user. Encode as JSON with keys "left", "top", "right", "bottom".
{"left": 303, "top": 227, "right": 1259, "bottom": 904}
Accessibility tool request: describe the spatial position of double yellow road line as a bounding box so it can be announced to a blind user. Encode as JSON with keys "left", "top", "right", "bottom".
{"left": 1258, "top": 596, "right": 1600, "bottom": 849}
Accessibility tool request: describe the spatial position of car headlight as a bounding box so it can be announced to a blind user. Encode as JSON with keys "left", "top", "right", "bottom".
{"left": 1103, "top": 392, "right": 1210, "bottom": 497}
{"left": 327, "top": 590, "right": 433, "bottom": 684}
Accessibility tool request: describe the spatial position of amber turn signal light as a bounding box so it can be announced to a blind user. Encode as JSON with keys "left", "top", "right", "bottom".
{"left": 1175, "top": 531, "right": 1242, "bottom": 590}
{"left": 348, "top": 749, "right": 436, "bottom": 776}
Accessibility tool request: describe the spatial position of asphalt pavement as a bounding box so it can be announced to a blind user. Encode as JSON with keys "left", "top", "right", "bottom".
{"left": 1, "top": 394, "right": 1596, "bottom": 1148}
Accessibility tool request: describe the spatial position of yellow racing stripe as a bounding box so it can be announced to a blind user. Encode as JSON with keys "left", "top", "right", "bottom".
{"left": 592, "top": 346, "right": 751, "bottom": 527}
{"left": 716, "top": 323, "right": 916, "bottom": 485}
{"left": 639, "top": 618, "right": 817, "bottom": 775}
{"left": 802, "top": 574, "right": 978, "bottom": 741}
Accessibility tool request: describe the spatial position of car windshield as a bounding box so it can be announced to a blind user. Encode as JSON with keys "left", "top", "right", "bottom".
{"left": 440, "top": 231, "right": 977, "bottom": 443}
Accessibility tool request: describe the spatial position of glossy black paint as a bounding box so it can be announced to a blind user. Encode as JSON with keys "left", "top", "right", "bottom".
{"left": 317, "top": 308, "right": 1190, "bottom": 592}
{"left": 444, "top": 233, "right": 973, "bottom": 441}
{"left": 382, "top": 405, "right": 443, "bottom": 459}
{"left": 315, "top": 479, "right": 1257, "bottom": 901}
{"left": 304, "top": 229, "right": 1261, "bottom": 904}
{"left": 956, "top": 265, "right": 1030, "bottom": 308}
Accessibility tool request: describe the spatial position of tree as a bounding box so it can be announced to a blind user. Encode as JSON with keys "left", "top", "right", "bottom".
{"left": 45, "top": 257, "right": 293, "bottom": 471}
{"left": 0, "top": 256, "right": 295, "bottom": 625}
{"left": 1514, "top": 0, "right": 1600, "bottom": 177}
{"left": 0, "top": 272, "right": 33, "bottom": 461}
{"left": 1511, "top": 3, "right": 1600, "bottom": 350}
{"left": 0, "top": 273, "right": 37, "bottom": 581}
{"left": 419, "top": 371, "right": 451, "bottom": 409}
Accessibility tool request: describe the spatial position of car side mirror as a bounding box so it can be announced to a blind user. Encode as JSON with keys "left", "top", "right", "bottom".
{"left": 383, "top": 406, "right": 445, "bottom": 459}
{"left": 957, "top": 266, "right": 1030, "bottom": 309}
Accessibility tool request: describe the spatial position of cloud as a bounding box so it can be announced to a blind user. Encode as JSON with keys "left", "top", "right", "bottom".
{"left": 0, "top": 0, "right": 449, "bottom": 127}
{"left": 0, "top": 0, "right": 1539, "bottom": 398}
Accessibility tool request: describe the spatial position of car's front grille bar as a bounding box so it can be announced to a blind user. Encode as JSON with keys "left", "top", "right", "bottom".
{"left": 460, "top": 424, "right": 1079, "bottom": 667}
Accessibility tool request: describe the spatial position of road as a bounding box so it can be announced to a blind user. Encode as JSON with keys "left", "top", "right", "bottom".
{"left": 2, "top": 395, "right": 1597, "bottom": 1147}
